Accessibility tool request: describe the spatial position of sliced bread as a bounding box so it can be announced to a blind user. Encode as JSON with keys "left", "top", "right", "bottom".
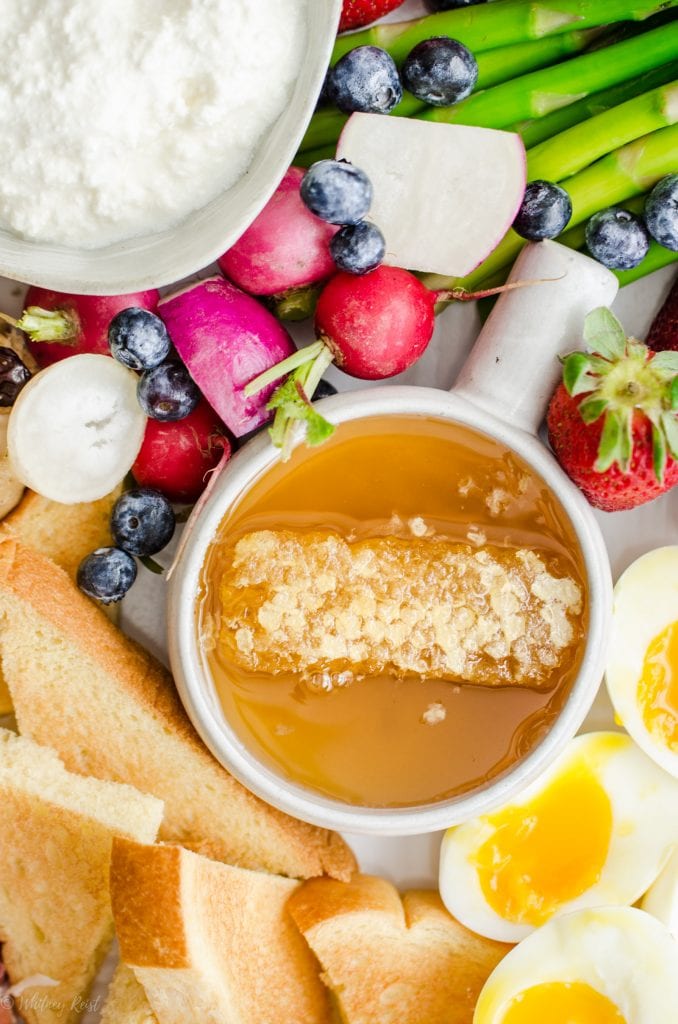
{"left": 0, "top": 728, "right": 163, "bottom": 1024}
{"left": 0, "top": 537, "right": 354, "bottom": 880}
{"left": 100, "top": 966, "right": 158, "bottom": 1024}
{"left": 111, "top": 839, "right": 334, "bottom": 1024}
{"left": 288, "top": 874, "right": 511, "bottom": 1024}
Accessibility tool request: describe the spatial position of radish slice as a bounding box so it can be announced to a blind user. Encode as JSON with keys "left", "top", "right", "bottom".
{"left": 336, "top": 113, "right": 527, "bottom": 277}
{"left": 0, "top": 413, "right": 24, "bottom": 518}
{"left": 7, "top": 354, "right": 146, "bottom": 504}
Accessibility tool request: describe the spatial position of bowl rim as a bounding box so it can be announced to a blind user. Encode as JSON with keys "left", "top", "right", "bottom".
{"left": 167, "top": 386, "right": 613, "bottom": 836}
{"left": 0, "top": 0, "right": 343, "bottom": 295}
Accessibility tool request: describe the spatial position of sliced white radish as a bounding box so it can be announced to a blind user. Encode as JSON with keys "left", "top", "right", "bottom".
{"left": 7, "top": 354, "right": 146, "bottom": 504}
{"left": 336, "top": 112, "right": 527, "bottom": 276}
{"left": 0, "top": 413, "right": 24, "bottom": 518}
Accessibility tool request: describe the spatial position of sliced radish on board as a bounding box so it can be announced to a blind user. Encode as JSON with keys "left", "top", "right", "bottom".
{"left": 336, "top": 113, "right": 527, "bottom": 276}
{"left": 8, "top": 354, "right": 146, "bottom": 504}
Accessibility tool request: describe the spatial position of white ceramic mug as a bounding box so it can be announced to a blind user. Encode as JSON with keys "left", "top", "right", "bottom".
{"left": 168, "top": 241, "right": 618, "bottom": 835}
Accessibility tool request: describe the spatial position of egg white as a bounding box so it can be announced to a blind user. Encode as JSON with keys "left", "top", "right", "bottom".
{"left": 474, "top": 906, "right": 678, "bottom": 1024}
{"left": 439, "top": 732, "right": 678, "bottom": 942}
{"left": 606, "top": 546, "right": 678, "bottom": 778}
{"left": 642, "top": 848, "right": 678, "bottom": 940}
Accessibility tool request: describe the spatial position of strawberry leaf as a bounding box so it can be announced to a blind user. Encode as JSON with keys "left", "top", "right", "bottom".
{"left": 583, "top": 307, "right": 627, "bottom": 360}
{"left": 562, "top": 353, "right": 594, "bottom": 396}
{"left": 578, "top": 395, "right": 608, "bottom": 424}
{"left": 652, "top": 423, "right": 667, "bottom": 483}
{"left": 661, "top": 411, "right": 678, "bottom": 461}
{"left": 650, "top": 351, "right": 678, "bottom": 375}
{"left": 595, "top": 409, "right": 630, "bottom": 473}
{"left": 672, "top": 377, "right": 678, "bottom": 410}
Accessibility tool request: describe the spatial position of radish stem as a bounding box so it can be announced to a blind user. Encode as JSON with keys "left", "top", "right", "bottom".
{"left": 244, "top": 340, "right": 325, "bottom": 398}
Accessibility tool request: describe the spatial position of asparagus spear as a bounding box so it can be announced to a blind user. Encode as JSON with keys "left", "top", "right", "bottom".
{"left": 425, "top": 123, "right": 678, "bottom": 295}
{"left": 614, "top": 244, "right": 678, "bottom": 286}
{"left": 515, "top": 63, "right": 678, "bottom": 148}
{"left": 527, "top": 81, "right": 678, "bottom": 182}
{"left": 423, "top": 22, "right": 678, "bottom": 129}
{"left": 300, "top": 30, "right": 596, "bottom": 156}
{"left": 331, "top": 0, "right": 678, "bottom": 65}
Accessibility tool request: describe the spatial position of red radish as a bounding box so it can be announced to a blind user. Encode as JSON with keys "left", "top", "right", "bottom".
{"left": 132, "top": 400, "right": 231, "bottom": 504}
{"left": 18, "top": 288, "right": 159, "bottom": 367}
{"left": 218, "top": 167, "right": 338, "bottom": 305}
{"left": 158, "top": 276, "right": 296, "bottom": 437}
{"left": 316, "top": 267, "right": 435, "bottom": 379}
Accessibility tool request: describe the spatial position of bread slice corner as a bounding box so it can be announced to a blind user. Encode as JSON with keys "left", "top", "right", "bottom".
{"left": 111, "top": 839, "right": 334, "bottom": 1024}
{"left": 0, "top": 728, "right": 163, "bottom": 1024}
{"left": 100, "top": 965, "right": 158, "bottom": 1024}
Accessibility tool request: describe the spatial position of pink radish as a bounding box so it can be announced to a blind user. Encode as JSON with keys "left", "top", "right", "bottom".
{"left": 158, "top": 276, "right": 296, "bottom": 437}
{"left": 18, "top": 287, "right": 159, "bottom": 367}
{"left": 218, "top": 167, "right": 338, "bottom": 305}
{"left": 132, "top": 400, "right": 231, "bottom": 504}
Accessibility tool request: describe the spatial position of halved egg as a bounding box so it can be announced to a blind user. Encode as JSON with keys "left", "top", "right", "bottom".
{"left": 474, "top": 906, "right": 678, "bottom": 1024}
{"left": 439, "top": 731, "right": 678, "bottom": 942}
{"left": 606, "top": 546, "right": 678, "bottom": 777}
{"left": 642, "top": 848, "right": 678, "bottom": 939}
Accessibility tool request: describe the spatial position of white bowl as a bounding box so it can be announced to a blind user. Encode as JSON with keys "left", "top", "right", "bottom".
{"left": 0, "top": 1, "right": 342, "bottom": 296}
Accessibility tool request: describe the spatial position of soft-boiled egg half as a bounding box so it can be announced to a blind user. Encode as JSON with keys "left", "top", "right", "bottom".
{"left": 606, "top": 546, "right": 678, "bottom": 777}
{"left": 439, "top": 732, "right": 678, "bottom": 942}
{"left": 473, "top": 906, "right": 678, "bottom": 1024}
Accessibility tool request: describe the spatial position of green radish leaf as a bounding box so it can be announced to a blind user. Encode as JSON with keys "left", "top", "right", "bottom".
{"left": 595, "top": 410, "right": 625, "bottom": 474}
{"left": 266, "top": 373, "right": 335, "bottom": 450}
{"left": 562, "top": 353, "right": 593, "bottom": 396}
{"left": 652, "top": 423, "right": 667, "bottom": 483}
{"left": 578, "top": 396, "right": 608, "bottom": 424}
{"left": 583, "top": 307, "right": 627, "bottom": 360}
{"left": 650, "top": 351, "right": 678, "bottom": 374}
{"left": 306, "top": 409, "right": 336, "bottom": 446}
{"left": 662, "top": 411, "right": 678, "bottom": 461}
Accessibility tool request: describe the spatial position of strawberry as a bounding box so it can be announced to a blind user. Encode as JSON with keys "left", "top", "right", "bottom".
{"left": 547, "top": 307, "right": 678, "bottom": 512}
{"left": 339, "top": 0, "right": 406, "bottom": 33}
{"left": 647, "top": 274, "right": 678, "bottom": 352}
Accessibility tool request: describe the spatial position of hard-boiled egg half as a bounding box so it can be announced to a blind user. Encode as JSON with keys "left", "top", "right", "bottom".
{"left": 439, "top": 732, "right": 678, "bottom": 942}
{"left": 642, "top": 848, "right": 678, "bottom": 940}
{"left": 606, "top": 547, "right": 678, "bottom": 777}
{"left": 474, "top": 906, "right": 678, "bottom": 1024}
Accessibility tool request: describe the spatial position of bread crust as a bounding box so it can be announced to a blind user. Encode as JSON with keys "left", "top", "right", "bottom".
{"left": 0, "top": 537, "right": 355, "bottom": 881}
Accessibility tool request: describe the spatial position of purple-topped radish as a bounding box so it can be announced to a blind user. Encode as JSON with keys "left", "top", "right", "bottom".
{"left": 218, "top": 167, "right": 338, "bottom": 316}
{"left": 157, "top": 277, "right": 296, "bottom": 437}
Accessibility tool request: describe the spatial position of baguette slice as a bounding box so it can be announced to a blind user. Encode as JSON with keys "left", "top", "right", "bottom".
{"left": 100, "top": 966, "right": 158, "bottom": 1024}
{"left": 288, "top": 874, "right": 511, "bottom": 1024}
{"left": 0, "top": 486, "right": 121, "bottom": 715}
{"left": 0, "top": 537, "right": 354, "bottom": 880}
{"left": 0, "top": 728, "right": 163, "bottom": 1024}
{"left": 111, "top": 839, "right": 334, "bottom": 1024}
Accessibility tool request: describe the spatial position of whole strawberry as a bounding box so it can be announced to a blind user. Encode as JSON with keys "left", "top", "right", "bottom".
{"left": 339, "top": 0, "right": 406, "bottom": 33}
{"left": 647, "top": 274, "right": 678, "bottom": 352}
{"left": 547, "top": 307, "right": 678, "bottom": 512}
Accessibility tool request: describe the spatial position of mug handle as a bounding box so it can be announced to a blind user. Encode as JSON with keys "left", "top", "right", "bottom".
{"left": 452, "top": 241, "right": 619, "bottom": 437}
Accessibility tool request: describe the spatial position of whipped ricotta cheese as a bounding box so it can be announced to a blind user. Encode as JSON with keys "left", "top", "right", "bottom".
{"left": 0, "top": 0, "right": 307, "bottom": 248}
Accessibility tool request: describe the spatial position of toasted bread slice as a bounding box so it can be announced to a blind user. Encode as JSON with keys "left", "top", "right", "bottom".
{"left": 0, "top": 487, "right": 121, "bottom": 715}
{"left": 111, "top": 839, "right": 334, "bottom": 1024}
{"left": 0, "top": 538, "right": 354, "bottom": 880}
{"left": 0, "top": 729, "right": 163, "bottom": 1024}
{"left": 100, "top": 966, "right": 158, "bottom": 1024}
{"left": 288, "top": 874, "right": 511, "bottom": 1024}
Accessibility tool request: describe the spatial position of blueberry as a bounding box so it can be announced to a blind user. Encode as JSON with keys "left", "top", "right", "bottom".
{"left": 137, "top": 362, "right": 200, "bottom": 421}
{"left": 111, "top": 487, "right": 175, "bottom": 556}
{"left": 0, "top": 347, "right": 31, "bottom": 407}
{"left": 77, "top": 547, "right": 137, "bottom": 604}
{"left": 313, "top": 378, "right": 338, "bottom": 399}
{"left": 108, "top": 308, "right": 172, "bottom": 371}
{"left": 585, "top": 208, "right": 650, "bottom": 270}
{"left": 327, "top": 46, "right": 402, "bottom": 115}
{"left": 300, "top": 160, "right": 373, "bottom": 225}
{"left": 513, "top": 181, "right": 573, "bottom": 241}
{"left": 644, "top": 174, "right": 678, "bottom": 251}
{"left": 330, "top": 221, "right": 386, "bottom": 275}
{"left": 402, "top": 38, "right": 478, "bottom": 106}
{"left": 424, "top": 0, "right": 486, "bottom": 8}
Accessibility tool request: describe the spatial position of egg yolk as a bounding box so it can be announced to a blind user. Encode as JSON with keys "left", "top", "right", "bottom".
{"left": 500, "top": 982, "right": 626, "bottom": 1023}
{"left": 638, "top": 620, "right": 678, "bottom": 752}
{"left": 473, "top": 763, "right": 612, "bottom": 925}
